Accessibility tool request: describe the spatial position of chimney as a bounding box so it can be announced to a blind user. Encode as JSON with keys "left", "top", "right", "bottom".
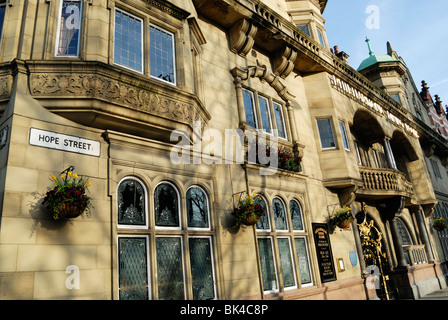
{"left": 435, "top": 95, "right": 443, "bottom": 115}
{"left": 333, "top": 45, "right": 349, "bottom": 63}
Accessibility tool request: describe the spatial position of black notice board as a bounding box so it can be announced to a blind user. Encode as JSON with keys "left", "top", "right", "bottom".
{"left": 312, "top": 223, "right": 337, "bottom": 283}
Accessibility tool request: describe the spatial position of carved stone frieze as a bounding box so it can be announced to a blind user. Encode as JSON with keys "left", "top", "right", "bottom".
{"left": 29, "top": 71, "right": 209, "bottom": 132}
{"left": 0, "top": 76, "right": 11, "bottom": 100}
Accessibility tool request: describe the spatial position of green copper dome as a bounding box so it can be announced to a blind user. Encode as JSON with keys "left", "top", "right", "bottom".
{"left": 357, "top": 37, "right": 401, "bottom": 71}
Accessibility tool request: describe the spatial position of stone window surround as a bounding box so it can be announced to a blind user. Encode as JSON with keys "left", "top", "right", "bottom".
{"left": 114, "top": 175, "right": 217, "bottom": 300}
{"left": 255, "top": 192, "right": 314, "bottom": 295}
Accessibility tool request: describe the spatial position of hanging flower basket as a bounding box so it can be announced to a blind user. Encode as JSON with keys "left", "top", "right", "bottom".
{"left": 433, "top": 218, "right": 447, "bottom": 232}
{"left": 329, "top": 206, "right": 354, "bottom": 230}
{"left": 42, "top": 167, "right": 92, "bottom": 220}
{"left": 232, "top": 192, "right": 266, "bottom": 227}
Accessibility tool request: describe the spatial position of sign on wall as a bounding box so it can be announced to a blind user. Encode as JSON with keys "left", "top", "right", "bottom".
{"left": 312, "top": 223, "right": 337, "bottom": 283}
{"left": 29, "top": 128, "right": 101, "bottom": 157}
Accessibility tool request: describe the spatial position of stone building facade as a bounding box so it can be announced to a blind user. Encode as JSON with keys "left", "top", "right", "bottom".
{"left": 0, "top": 0, "right": 446, "bottom": 300}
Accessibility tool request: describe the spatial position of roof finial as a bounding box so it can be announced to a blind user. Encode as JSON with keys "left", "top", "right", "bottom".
{"left": 365, "top": 37, "right": 374, "bottom": 56}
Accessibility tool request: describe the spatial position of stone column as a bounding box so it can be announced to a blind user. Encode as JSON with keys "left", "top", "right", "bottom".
{"left": 233, "top": 75, "right": 247, "bottom": 128}
{"left": 384, "top": 137, "right": 397, "bottom": 170}
{"left": 413, "top": 206, "right": 435, "bottom": 262}
{"left": 390, "top": 217, "right": 409, "bottom": 267}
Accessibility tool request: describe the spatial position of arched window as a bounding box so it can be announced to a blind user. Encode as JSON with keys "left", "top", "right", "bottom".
{"left": 255, "top": 194, "right": 270, "bottom": 231}
{"left": 290, "top": 199, "right": 304, "bottom": 231}
{"left": 272, "top": 197, "right": 288, "bottom": 231}
{"left": 154, "top": 182, "right": 180, "bottom": 228}
{"left": 117, "top": 179, "right": 216, "bottom": 300}
{"left": 256, "top": 194, "right": 313, "bottom": 294}
{"left": 186, "top": 186, "right": 210, "bottom": 229}
{"left": 117, "top": 177, "right": 147, "bottom": 228}
{"left": 396, "top": 218, "right": 413, "bottom": 247}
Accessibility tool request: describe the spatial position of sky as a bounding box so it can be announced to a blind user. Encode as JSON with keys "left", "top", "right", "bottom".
{"left": 323, "top": 0, "right": 448, "bottom": 108}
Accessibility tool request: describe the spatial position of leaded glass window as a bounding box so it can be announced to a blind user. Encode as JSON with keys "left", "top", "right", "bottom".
{"left": 255, "top": 195, "right": 270, "bottom": 231}
{"left": 117, "top": 179, "right": 216, "bottom": 300}
{"left": 56, "top": 0, "right": 82, "bottom": 57}
{"left": 0, "top": 3, "right": 6, "bottom": 40}
{"left": 317, "top": 118, "right": 336, "bottom": 149}
{"left": 186, "top": 186, "right": 209, "bottom": 229}
{"left": 189, "top": 237, "right": 215, "bottom": 300}
{"left": 154, "top": 182, "right": 180, "bottom": 228}
{"left": 273, "top": 102, "right": 287, "bottom": 139}
{"left": 277, "top": 238, "right": 296, "bottom": 289}
{"left": 294, "top": 237, "right": 312, "bottom": 285}
{"left": 242, "top": 89, "right": 257, "bottom": 129}
{"left": 339, "top": 120, "right": 350, "bottom": 151}
{"left": 273, "top": 198, "right": 288, "bottom": 231}
{"left": 258, "top": 96, "right": 272, "bottom": 133}
{"left": 150, "top": 24, "right": 176, "bottom": 84}
{"left": 118, "top": 237, "right": 150, "bottom": 300}
{"left": 156, "top": 237, "right": 185, "bottom": 300}
{"left": 290, "top": 199, "right": 304, "bottom": 231}
{"left": 258, "top": 237, "right": 278, "bottom": 293}
{"left": 117, "top": 178, "right": 147, "bottom": 227}
{"left": 114, "top": 9, "right": 143, "bottom": 72}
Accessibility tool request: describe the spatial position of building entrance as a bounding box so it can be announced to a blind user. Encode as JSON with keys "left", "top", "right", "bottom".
{"left": 356, "top": 208, "right": 396, "bottom": 300}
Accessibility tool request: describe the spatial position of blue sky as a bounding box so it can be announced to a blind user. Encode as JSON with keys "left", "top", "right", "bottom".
{"left": 323, "top": 0, "right": 448, "bottom": 108}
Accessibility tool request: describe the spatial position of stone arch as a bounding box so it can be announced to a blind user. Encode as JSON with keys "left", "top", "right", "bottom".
{"left": 351, "top": 109, "right": 385, "bottom": 146}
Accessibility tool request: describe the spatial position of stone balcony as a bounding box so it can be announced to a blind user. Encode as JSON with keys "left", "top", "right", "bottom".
{"left": 358, "top": 167, "right": 414, "bottom": 200}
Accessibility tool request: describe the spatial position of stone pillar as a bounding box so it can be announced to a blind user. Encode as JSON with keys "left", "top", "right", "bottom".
{"left": 413, "top": 206, "right": 435, "bottom": 262}
{"left": 390, "top": 218, "right": 409, "bottom": 267}
{"left": 384, "top": 137, "right": 397, "bottom": 170}
{"left": 233, "top": 75, "right": 247, "bottom": 128}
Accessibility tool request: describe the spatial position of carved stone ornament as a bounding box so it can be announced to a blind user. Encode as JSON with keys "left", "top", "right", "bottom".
{"left": 229, "top": 19, "right": 258, "bottom": 57}
{"left": 273, "top": 46, "right": 297, "bottom": 79}
{"left": 231, "top": 63, "right": 296, "bottom": 102}
{"left": 28, "top": 64, "right": 210, "bottom": 136}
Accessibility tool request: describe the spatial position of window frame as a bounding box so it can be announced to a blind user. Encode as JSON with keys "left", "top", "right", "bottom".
{"left": 186, "top": 185, "right": 212, "bottom": 231}
{"left": 0, "top": 2, "right": 6, "bottom": 43}
{"left": 339, "top": 120, "right": 351, "bottom": 151}
{"left": 256, "top": 194, "right": 314, "bottom": 294}
{"left": 113, "top": 7, "right": 145, "bottom": 73}
{"left": 188, "top": 235, "right": 218, "bottom": 300}
{"left": 241, "top": 87, "right": 290, "bottom": 140}
{"left": 316, "top": 27, "right": 326, "bottom": 48}
{"left": 277, "top": 236, "right": 298, "bottom": 291}
{"left": 116, "top": 178, "right": 217, "bottom": 300}
{"left": 257, "top": 236, "right": 280, "bottom": 294}
{"left": 294, "top": 236, "right": 314, "bottom": 287}
{"left": 273, "top": 100, "right": 288, "bottom": 140}
{"left": 55, "top": 0, "right": 83, "bottom": 58}
{"left": 116, "top": 176, "right": 149, "bottom": 230}
{"left": 150, "top": 23, "right": 177, "bottom": 85}
{"left": 117, "top": 234, "right": 152, "bottom": 300}
{"left": 316, "top": 117, "right": 337, "bottom": 150}
{"left": 154, "top": 181, "right": 182, "bottom": 231}
{"left": 155, "top": 234, "right": 187, "bottom": 300}
{"left": 242, "top": 88, "right": 259, "bottom": 130}
{"left": 296, "top": 24, "right": 311, "bottom": 37}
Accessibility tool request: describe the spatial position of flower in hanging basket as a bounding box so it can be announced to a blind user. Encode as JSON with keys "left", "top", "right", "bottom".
{"left": 329, "top": 206, "right": 354, "bottom": 230}
{"left": 232, "top": 192, "right": 266, "bottom": 227}
{"left": 433, "top": 218, "right": 447, "bottom": 232}
{"left": 43, "top": 170, "right": 93, "bottom": 220}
